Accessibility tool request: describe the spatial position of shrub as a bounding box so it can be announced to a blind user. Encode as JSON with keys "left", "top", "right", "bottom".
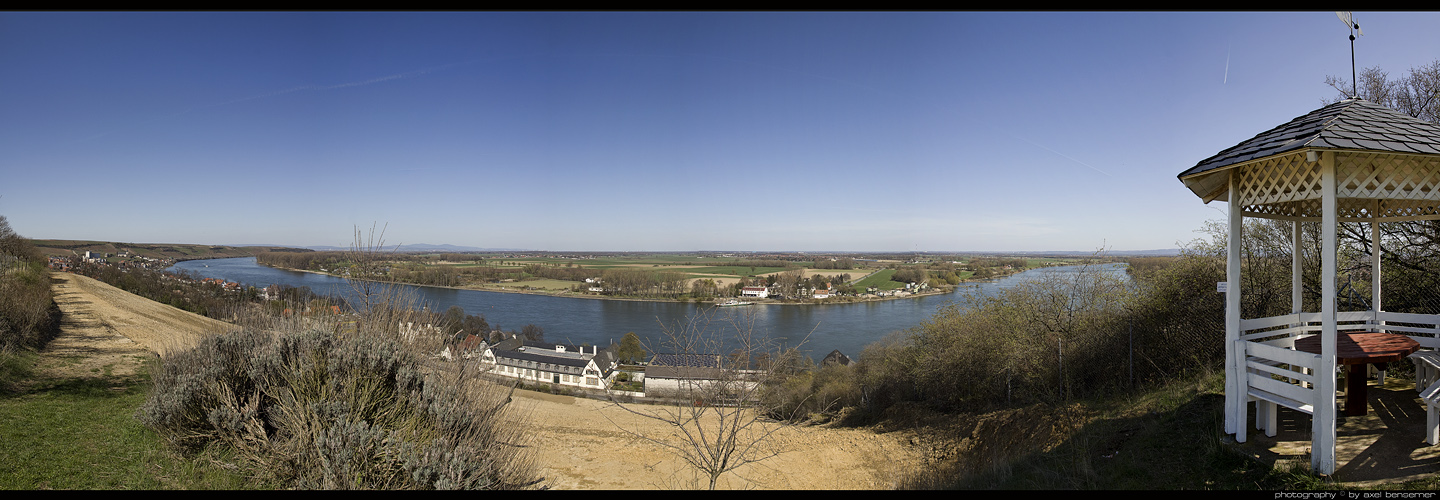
{"left": 0, "top": 215, "right": 59, "bottom": 357}
{"left": 137, "top": 320, "right": 538, "bottom": 489}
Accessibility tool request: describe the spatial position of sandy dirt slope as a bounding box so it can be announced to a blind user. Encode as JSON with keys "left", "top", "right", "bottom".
{"left": 514, "top": 390, "right": 925, "bottom": 489}
{"left": 38, "top": 273, "right": 238, "bottom": 383}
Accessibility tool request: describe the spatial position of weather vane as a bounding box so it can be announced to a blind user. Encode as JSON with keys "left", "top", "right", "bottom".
{"left": 1337, "top": 12, "right": 1363, "bottom": 98}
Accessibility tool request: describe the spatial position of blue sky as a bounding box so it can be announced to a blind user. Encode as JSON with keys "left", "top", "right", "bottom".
{"left": 4, "top": 11, "right": 1438, "bottom": 252}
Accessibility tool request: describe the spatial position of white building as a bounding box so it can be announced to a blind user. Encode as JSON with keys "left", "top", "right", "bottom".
{"left": 480, "top": 339, "right": 620, "bottom": 390}
{"left": 644, "top": 353, "right": 762, "bottom": 398}
{"left": 740, "top": 286, "right": 769, "bottom": 298}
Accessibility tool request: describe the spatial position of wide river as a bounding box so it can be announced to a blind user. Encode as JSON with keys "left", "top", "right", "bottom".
{"left": 170, "top": 257, "right": 1127, "bottom": 361}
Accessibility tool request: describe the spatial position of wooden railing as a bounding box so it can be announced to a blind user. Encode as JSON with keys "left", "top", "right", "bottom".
{"left": 1376, "top": 311, "right": 1440, "bottom": 349}
{"left": 1237, "top": 310, "right": 1440, "bottom": 414}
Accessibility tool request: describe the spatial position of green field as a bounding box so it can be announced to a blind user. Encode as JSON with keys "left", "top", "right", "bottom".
{"left": 477, "top": 278, "right": 576, "bottom": 291}
{"left": 853, "top": 269, "right": 906, "bottom": 291}
{"left": 669, "top": 265, "right": 792, "bottom": 277}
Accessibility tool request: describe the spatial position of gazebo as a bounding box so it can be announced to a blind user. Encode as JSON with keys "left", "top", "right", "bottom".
{"left": 1178, "top": 98, "right": 1440, "bottom": 475}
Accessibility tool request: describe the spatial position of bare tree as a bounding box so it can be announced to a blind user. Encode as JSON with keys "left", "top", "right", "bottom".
{"left": 1325, "top": 60, "right": 1440, "bottom": 123}
{"left": 602, "top": 307, "right": 809, "bottom": 489}
{"left": 346, "top": 222, "right": 399, "bottom": 311}
{"left": 1323, "top": 61, "right": 1440, "bottom": 312}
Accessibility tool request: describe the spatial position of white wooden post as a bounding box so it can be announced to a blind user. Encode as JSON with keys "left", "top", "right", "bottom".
{"left": 1314, "top": 152, "right": 1338, "bottom": 475}
{"left": 1227, "top": 170, "right": 1245, "bottom": 439}
{"left": 1293, "top": 220, "right": 1303, "bottom": 315}
{"left": 1372, "top": 205, "right": 1386, "bottom": 383}
{"left": 1372, "top": 203, "right": 1383, "bottom": 322}
{"left": 1294, "top": 220, "right": 1309, "bottom": 389}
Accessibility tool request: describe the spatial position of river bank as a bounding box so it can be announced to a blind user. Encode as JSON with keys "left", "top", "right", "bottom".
{"left": 173, "top": 258, "right": 1127, "bottom": 362}
{"left": 256, "top": 262, "right": 1011, "bottom": 306}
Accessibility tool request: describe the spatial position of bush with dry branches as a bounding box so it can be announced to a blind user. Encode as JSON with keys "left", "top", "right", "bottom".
{"left": 136, "top": 225, "right": 540, "bottom": 489}
{"left": 604, "top": 307, "right": 809, "bottom": 490}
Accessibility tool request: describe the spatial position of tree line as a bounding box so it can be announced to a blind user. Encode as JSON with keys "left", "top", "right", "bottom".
{"left": 0, "top": 215, "right": 59, "bottom": 360}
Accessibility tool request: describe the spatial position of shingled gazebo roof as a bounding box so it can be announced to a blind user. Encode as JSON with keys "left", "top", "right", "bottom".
{"left": 1179, "top": 99, "right": 1440, "bottom": 205}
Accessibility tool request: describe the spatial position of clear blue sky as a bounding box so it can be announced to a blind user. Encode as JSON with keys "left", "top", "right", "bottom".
{"left": 4, "top": 11, "right": 1438, "bottom": 252}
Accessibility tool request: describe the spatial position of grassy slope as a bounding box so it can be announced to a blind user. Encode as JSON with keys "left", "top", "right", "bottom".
{"left": 984, "top": 373, "right": 1304, "bottom": 489}
{"left": 0, "top": 358, "right": 251, "bottom": 489}
{"left": 902, "top": 368, "right": 1331, "bottom": 490}
{"left": 853, "top": 269, "right": 905, "bottom": 291}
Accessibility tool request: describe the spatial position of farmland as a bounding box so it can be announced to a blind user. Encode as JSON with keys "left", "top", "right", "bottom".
{"left": 254, "top": 249, "right": 1095, "bottom": 303}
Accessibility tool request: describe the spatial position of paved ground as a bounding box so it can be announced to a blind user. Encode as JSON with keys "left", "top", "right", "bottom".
{"left": 1232, "top": 372, "right": 1440, "bottom": 486}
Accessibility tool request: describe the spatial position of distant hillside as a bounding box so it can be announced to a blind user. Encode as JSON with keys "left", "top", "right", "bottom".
{"left": 298, "top": 243, "right": 525, "bottom": 253}
{"left": 33, "top": 239, "right": 303, "bottom": 261}
{"left": 986, "top": 249, "right": 1182, "bottom": 257}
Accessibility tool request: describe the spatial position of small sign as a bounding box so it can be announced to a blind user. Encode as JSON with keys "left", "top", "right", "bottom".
{"left": 1217, "top": 282, "right": 1228, "bottom": 293}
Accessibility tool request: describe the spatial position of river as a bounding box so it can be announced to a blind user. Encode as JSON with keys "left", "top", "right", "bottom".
{"left": 169, "top": 257, "right": 1127, "bottom": 361}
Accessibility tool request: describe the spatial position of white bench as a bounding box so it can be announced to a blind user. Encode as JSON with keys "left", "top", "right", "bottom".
{"left": 1411, "top": 351, "right": 1440, "bottom": 391}
{"left": 1422, "top": 379, "right": 1440, "bottom": 445}
{"left": 1408, "top": 351, "right": 1440, "bottom": 445}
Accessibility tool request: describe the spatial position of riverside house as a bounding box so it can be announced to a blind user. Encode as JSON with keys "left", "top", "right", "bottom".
{"left": 740, "top": 286, "right": 769, "bottom": 298}
{"left": 480, "top": 339, "right": 620, "bottom": 390}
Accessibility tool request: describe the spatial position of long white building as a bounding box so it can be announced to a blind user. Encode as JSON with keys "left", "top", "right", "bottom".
{"left": 480, "top": 338, "right": 620, "bottom": 390}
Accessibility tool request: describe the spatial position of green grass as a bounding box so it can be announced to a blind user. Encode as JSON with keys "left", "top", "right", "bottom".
{"left": 0, "top": 359, "right": 252, "bottom": 489}
{"left": 853, "top": 269, "right": 906, "bottom": 291}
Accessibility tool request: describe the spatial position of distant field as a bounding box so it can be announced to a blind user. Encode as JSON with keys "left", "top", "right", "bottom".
{"left": 476, "top": 278, "right": 576, "bottom": 291}
{"left": 673, "top": 265, "right": 791, "bottom": 277}
{"left": 1024, "top": 258, "right": 1086, "bottom": 268}
{"left": 853, "top": 269, "right": 905, "bottom": 291}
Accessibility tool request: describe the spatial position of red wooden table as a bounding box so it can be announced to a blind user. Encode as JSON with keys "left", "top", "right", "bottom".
{"left": 1295, "top": 332, "right": 1421, "bottom": 416}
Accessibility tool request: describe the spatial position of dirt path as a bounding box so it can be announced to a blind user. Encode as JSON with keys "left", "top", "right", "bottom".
{"left": 36, "top": 273, "right": 237, "bottom": 385}
{"left": 42, "top": 271, "right": 928, "bottom": 489}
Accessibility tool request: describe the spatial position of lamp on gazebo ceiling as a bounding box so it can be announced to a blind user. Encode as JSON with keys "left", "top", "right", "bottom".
{"left": 1178, "top": 98, "right": 1440, "bottom": 475}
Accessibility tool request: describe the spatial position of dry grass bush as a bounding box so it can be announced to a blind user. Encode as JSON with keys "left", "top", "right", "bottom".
{"left": 0, "top": 259, "right": 59, "bottom": 352}
{"left": 850, "top": 256, "right": 1231, "bottom": 415}
{"left": 761, "top": 359, "right": 864, "bottom": 423}
{"left": 137, "top": 282, "right": 540, "bottom": 489}
{"left": 0, "top": 214, "right": 59, "bottom": 392}
{"left": 0, "top": 215, "right": 59, "bottom": 355}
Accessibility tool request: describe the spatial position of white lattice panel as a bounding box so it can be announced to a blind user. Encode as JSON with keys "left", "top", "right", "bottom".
{"left": 1235, "top": 153, "right": 1319, "bottom": 207}
{"left": 1237, "top": 151, "right": 1440, "bottom": 221}
{"left": 1336, "top": 152, "right": 1440, "bottom": 202}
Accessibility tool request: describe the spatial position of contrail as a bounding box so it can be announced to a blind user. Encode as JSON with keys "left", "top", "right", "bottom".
{"left": 1016, "top": 135, "right": 1111, "bottom": 177}
{"left": 1224, "top": 42, "right": 1230, "bottom": 84}
{"left": 79, "top": 58, "right": 487, "bottom": 142}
